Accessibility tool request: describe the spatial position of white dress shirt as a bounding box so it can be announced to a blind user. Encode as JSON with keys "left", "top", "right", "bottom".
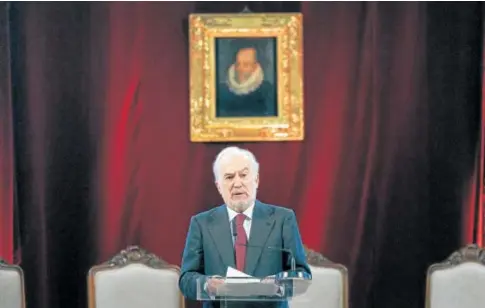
{"left": 227, "top": 203, "right": 254, "bottom": 244}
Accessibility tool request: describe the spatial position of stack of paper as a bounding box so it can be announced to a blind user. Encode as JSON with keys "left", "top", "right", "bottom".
{"left": 215, "top": 267, "right": 281, "bottom": 297}
{"left": 225, "top": 267, "right": 260, "bottom": 283}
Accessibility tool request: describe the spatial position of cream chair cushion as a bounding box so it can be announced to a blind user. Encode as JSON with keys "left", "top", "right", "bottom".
{"left": 429, "top": 262, "right": 485, "bottom": 308}
{"left": 89, "top": 246, "right": 183, "bottom": 308}
{"left": 289, "top": 248, "right": 347, "bottom": 308}
{"left": 0, "top": 263, "right": 24, "bottom": 308}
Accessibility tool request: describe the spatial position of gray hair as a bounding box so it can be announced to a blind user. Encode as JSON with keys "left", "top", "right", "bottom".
{"left": 213, "top": 146, "right": 260, "bottom": 182}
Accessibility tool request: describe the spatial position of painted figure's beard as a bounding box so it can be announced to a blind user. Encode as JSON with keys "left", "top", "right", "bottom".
{"left": 237, "top": 72, "right": 251, "bottom": 83}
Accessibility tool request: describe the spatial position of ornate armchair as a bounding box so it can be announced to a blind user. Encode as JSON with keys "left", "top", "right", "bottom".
{"left": 88, "top": 246, "right": 184, "bottom": 308}
{"left": 0, "top": 258, "right": 26, "bottom": 308}
{"left": 426, "top": 244, "right": 485, "bottom": 308}
{"left": 290, "top": 246, "right": 348, "bottom": 308}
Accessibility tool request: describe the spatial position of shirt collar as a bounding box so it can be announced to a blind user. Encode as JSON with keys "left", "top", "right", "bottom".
{"left": 227, "top": 202, "right": 255, "bottom": 222}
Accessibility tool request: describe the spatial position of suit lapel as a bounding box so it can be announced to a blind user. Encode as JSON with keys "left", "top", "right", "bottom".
{"left": 245, "top": 201, "right": 275, "bottom": 275}
{"left": 208, "top": 206, "right": 236, "bottom": 270}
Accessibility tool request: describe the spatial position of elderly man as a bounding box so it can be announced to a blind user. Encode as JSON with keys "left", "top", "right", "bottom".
{"left": 179, "top": 146, "right": 310, "bottom": 308}
{"left": 217, "top": 47, "right": 277, "bottom": 118}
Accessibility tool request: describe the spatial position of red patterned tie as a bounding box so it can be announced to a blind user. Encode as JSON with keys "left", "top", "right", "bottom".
{"left": 235, "top": 213, "right": 247, "bottom": 271}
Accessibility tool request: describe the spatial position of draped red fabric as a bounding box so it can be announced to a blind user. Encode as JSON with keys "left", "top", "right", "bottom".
{"left": 460, "top": 2, "right": 485, "bottom": 248}
{"left": 92, "top": 4, "right": 482, "bottom": 307}
{"left": 478, "top": 11, "right": 485, "bottom": 246}
{"left": 97, "top": 1, "right": 426, "bottom": 266}
{"left": 461, "top": 159, "right": 480, "bottom": 244}
{"left": 0, "top": 3, "right": 15, "bottom": 263}
{"left": 4, "top": 2, "right": 484, "bottom": 308}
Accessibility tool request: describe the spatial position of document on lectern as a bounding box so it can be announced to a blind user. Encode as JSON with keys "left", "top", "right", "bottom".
{"left": 225, "top": 267, "right": 260, "bottom": 283}
{"left": 217, "top": 267, "right": 281, "bottom": 297}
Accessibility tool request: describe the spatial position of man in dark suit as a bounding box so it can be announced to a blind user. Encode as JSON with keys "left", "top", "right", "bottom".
{"left": 178, "top": 146, "right": 311, "bottom": 307}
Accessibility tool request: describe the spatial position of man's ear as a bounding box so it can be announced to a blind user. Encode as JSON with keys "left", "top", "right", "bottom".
{"left": 255, "top": 174, "right": 260, "bottom": 186}
{"left": 215, "top": 181, "right": 222, "bottom": 194}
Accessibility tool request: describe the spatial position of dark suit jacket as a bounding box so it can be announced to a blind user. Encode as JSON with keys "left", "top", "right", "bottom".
{"left": 178, "top": 201, "right": 311, "bottom": 308}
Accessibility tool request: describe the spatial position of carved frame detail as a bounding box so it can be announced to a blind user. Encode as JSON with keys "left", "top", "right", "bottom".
{"left": 303, "top": 246, "right": 349, "bottom": 308}
{"left": 189, "top": 12, "right": 305, "bottom": 142}
{"left": 425, "top": 244, "right": 485, "bottom": 308}
{"left": 88, "top": 245, "right": 184, "bottom": 308}
{"left": 0, "top": 259, "right": 26, "bottom": 308}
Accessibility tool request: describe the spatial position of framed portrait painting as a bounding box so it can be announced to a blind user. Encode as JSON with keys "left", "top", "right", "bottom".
{"left": 189, "top": 13, "right": 304, "bottom": 142}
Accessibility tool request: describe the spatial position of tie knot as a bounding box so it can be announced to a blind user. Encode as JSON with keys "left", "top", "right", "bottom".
{"left": 235, "top": 213, "right": 246, "bottom": 225}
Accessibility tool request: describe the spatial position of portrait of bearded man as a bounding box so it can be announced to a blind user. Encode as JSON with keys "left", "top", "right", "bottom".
{"left": 216, "top": 39, "right": 277, "bottom": 118}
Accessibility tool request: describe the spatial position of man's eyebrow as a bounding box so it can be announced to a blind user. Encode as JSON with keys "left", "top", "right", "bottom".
{"left": 224, "top": 168, "right": 249, "bottom": 176}
{"left": 235, "top": 168, "right": 249, "bottom": 174}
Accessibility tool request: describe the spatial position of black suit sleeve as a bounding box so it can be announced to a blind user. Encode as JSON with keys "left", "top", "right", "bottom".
{"left": 282, "top": 210, "right": 311, "bottom": 276}
{"left": 178, "top": 216, "right": 207, "bottom": 300}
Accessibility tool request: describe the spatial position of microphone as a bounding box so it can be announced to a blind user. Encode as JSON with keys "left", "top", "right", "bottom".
{"left": 232, "top": 219, "right": 238, "bottom": 237}
{"left": 240, "top": 243, "right": 304, "bottom": 279}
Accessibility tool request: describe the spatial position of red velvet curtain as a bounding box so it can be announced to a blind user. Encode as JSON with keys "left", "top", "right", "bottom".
{"left": 2, "top": 2, "right": 483, "bottom": 308}
{"left": 478, "top": 4, "right": 485, "bottom": 246}
{"left": 93, "top": 2, "right": 480, "bottom": 307}
{"left": 96, "top": 1, "right": 429, "bottom": 265}
{"left": 0, "top": 2, "right": 15, "bottom": 264}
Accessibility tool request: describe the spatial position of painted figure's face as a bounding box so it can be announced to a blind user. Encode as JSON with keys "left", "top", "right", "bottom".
{"left": 235, "top": 48, "right": 258, "bottom": 83}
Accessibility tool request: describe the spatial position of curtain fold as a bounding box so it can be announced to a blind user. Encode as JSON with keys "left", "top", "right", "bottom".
{"left": 0, "top": 2, "right": 15, "bottom": 264}
{"left": 2, "top": 2, "right": 483, "bottom": 308}
{"left": 478, "top": 3, "right": 485, "bottom": 246}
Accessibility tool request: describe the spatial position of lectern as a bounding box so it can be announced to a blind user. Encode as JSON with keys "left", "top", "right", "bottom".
{"left": 196, "top": 275, "right": 312, "bottom": 308}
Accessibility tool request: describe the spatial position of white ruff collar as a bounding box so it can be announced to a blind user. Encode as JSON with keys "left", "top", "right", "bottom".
{"left": 227, "top": 64, "right": 264, "bottom": 95}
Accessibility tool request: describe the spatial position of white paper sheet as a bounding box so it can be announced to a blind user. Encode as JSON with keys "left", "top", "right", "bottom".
{"left": 225, "top": 267, "right": 260, "bottom": 283}
{"left": 226, "top": 267, "right": 252, "bottom": 278}
{"left": 217, "top": 267, "right": 280, "bottom": 296}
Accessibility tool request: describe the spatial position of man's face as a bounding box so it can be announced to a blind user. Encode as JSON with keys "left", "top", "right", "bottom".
{"left": 235, "top": 48, "right": 257, "bottom": 83}
{"left": 216, "top": 153, "right": 259, "bottom": 212}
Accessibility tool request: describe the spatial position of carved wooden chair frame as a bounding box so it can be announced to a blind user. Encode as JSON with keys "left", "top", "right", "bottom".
{"left": 0, "top": 258, "right": 26, "bottom": 308}
{"left": 425, "top": 244, "right": 485, "bottom": 308}
{"left": 303, "top": 246, "right": 349, "bottom": 308}
{"left": 87, "top": 246, "right": 185, "bottom": 308}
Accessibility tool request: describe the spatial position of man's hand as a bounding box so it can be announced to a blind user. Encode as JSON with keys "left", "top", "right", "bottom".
{"left": 206, "top": 276, "right": 225, "bottom": 294}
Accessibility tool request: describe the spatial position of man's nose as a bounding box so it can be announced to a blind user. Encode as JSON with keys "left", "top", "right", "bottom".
{"left": 233, "top": 177, "right": 243, "bottom": 187}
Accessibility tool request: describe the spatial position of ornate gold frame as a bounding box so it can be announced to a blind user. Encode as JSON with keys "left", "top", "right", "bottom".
{"left": 0, "top": 258, "right": 26, "bottom": 308}
{"left": 304, "top": 246, "right": 349, "bottom": 308}
{"left": 425, "top": 244, "right": 485, "bottom": 308}
{"left": 189, "top": 12, "right": 304, "bottom": 142}
{"left": 87, "top": 246, "right": 185, "bottom": 308}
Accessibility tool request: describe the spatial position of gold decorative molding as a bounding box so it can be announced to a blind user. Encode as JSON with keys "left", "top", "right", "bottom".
{"left": 304, "top": 245, "right": 331, "bottom": 266}
{"left": 104, "top": 245, "right": 171, "bottom": 269}
{"left": 444, "top": 244, "right": 485, "bottom": 265}
{"left": 189, "top": 13, "right": 304, "bottom": 142}
{"left": 430, "top": 244, "right": 485, "bottom": 269}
